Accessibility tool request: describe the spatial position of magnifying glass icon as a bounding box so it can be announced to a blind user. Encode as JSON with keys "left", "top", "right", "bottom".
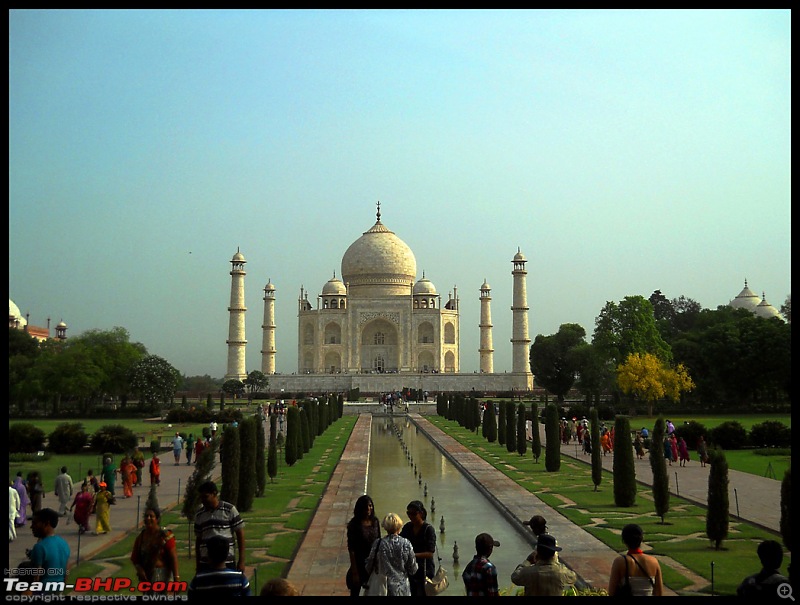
{"left": 778, "top": 583, "right": 794, "bottom": 601}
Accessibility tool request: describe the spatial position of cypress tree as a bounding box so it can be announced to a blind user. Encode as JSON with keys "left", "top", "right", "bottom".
{"left": 255, "top": 412, "right": 266, "bottom": 497}
{"left": 181, "top": 394, "right": 188, "bottom": 410}
{"left": 484, "top": 402, "right": 497, "bottom": 443}
{"left": 544, "top": 403, "right": 561, "bottom": 472}
{"left": 182, "top": 438, "right": 218, "bottom": 519}
{"left": 706, "top": 447, "right": 729, "bottom": 550}
{"left": 285, "top": 406, "right": 300, "bottom": 466}
{"left": 506, "top": 401, "right": 517, "bottom": 453}
{"left": 145, "top": 483, "right": 160, "bottom": 518}
{"left": 498, "top": 402, "right": 507, "bottom": 446}
{"left": 267, "top": 413, "right": 278, "bottom": 483}
{"left": 299, "top": 407, "right": 311, "bottom": 454}
{"left": 220, "top": 425, "right": 240, "bottom": 506}
{"left": 590, "top": 407, "right": 602, "bottom": 491}
{"left": 237, "top": 417, "right": 257, "bottom": 512}
{"left": 530, "top": 402, "right": 542, "bottom": 463}
{"left": 220, "top": 393, "right": 225, "bottom": 411}
{"left": 613, "top": 415, "right": 636, "bottom": 507}
{"left": 649, "top": 417, "right": 670, "bottom": 522}
{"left": 516, "top": 403, "right": 527, "bottom": 456}
{"left": 206, "top": 393, "right": 213, "bottom": 411}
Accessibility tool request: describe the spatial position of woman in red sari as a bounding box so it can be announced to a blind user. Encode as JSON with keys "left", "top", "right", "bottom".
{"left": 131, "top": 507, "right": 180, "bottom": 584}
{"left": 121, "top": 456, "right": 137, "bottom": 498}
{"left": 70, "top": 482, "right": 94, "bottom": 534}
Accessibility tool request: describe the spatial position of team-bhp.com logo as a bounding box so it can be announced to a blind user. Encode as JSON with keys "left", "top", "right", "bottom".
{"left": 4, "top": 572, "right": 187, "bottom": 598}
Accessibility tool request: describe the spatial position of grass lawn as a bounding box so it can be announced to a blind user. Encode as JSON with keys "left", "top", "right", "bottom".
{"left": 426, "top": 416, "right": 789, "bottom": 596}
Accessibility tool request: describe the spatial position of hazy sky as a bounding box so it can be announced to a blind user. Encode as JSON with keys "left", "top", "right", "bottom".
{"left": 9, "top": 9, "right": 791, "bottom": 379}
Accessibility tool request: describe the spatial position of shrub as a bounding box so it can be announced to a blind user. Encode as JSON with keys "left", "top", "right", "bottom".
{"left": 749, "top": 421, "right": 791, "bottom": 448}
{"left": 545, "top": 404, "right": 561, "bottom": 472}
{"left": 613, "top": 415, "right": 636, "bottom": 507}
{"left": 90, "top": 424, "right": 138, "bottom": 454}
{"left": 706, "top": 447, "right": 729, "bottom": 549}
{"left": 220, "top": 425, "right": 240, "bottom": 507}
{"left": 674, "top": 420, "right": 708, "bottom": 450}
{"left": 10, "top": 422, "right": 47, "bottom": 453}
{"left": 237, "top": 417, "right": 257, "bottom": 512}
{"left": 649, "top": 417, "right": 670, "bottom": 523}
{"left": 709, "top": 420, "right": 748, "bottom": 450}
{"left": 47, "top": 422, "right": 88, "bottom": 454}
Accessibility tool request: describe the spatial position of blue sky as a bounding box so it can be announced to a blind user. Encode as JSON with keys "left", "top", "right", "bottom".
{"left": 9, "top": 9, "right": 791, "bottom": 378}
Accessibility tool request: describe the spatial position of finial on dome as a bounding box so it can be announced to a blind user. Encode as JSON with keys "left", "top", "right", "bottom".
{"left": 744, "top": 278, "right": 748, "bottom": 287}
{"left": 376, "top": 200, "right": 381, "bottom": 223}
{"left": 333, "top": 271, "right": 336, "bottom": 279}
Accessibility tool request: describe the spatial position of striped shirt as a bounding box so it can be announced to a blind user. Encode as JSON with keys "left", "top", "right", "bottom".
{"left": 194, "top": 501, "right": 245, "bottom": 568}
{"left": 188, "top": 568, "right": 251, "bottom": 597}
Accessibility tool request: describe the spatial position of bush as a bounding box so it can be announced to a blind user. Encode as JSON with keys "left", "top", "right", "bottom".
{"left": 749, "top": 421, "right": 791, "bottom": 448}
{"left": 9, "top": 422, "right": 47, "bottom": 453}
{"left": 709, "top": 420, "right": 748, "bottom": 450}
{"left": 91, "top": 424, "right": 138, "bottom": 454}
{"left": 674, "top": 420, "right": 708, "bottom": 450}
{"left": 47, "top": 422, "right": 88, "bottom": 454}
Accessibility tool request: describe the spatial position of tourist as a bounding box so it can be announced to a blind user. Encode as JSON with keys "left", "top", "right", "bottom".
{"left": 697, "top": 435, "right": 709, "bottom": 467}
{"left": 399, "top": 500, "right": 436, "bottom": 596}
{"left": 346, "top": 494, "right": 381, "bottom": 597}
{"left": 677, "top": 437, "right": 690, "bottom": 467}
{"left": 93, "top": 481, "right": 114, "bottom": 535}
{"left": 185, "top": 434, "right": 195, "bottom": 465}
{"left": 194, "top": 438, "right": 206, "bottom": 464}
{"left": 28, "top": 508, "right": 70, "bottom": 594}
{"left": 101, "top": 457, "right": 118, "bottom": 496}
{"left": 582, "top": 431, "right": 592, "bottom": 455}
{"left": 607, "top": 524, "right": 663, "bottom": 596}
{"left": 194, "top": 480, "right": 246, "bottom": 572}
{"left": 120, "top": 455, "right": 136, "bottom": 498}
{"left": 736, "top": 540, "right": 789, "bottom": 597}
{"left": 640, "top": 426, "right": 649, "bottom": 439}
{"left": 132, "top": 446, "right": 146, "bottom": 486}
{"left": 666, "top": 419, "right": 676, "bottom": 436}
{"left": 172, "top": 433, "right": 184, "bottom": 466}
{"left": 600, "top": 431, "right": 612, "bottom": 456}
{"left": 12, "top": 472, "right": 29, "bottom": 527}
{"left": 511, "top": 534, "right": 576, "bottom": 596}
{"left": 663, "top": 436, "right": 673, "bottom": 466}
{"left": 634, "top": 433, "right": 645, "bottom": 460}
{"left": 54, "top": 466, "right": 74, "bottom": 516}
{"left": 365, "top": 512, "right": 418, "bottom": 596}
{"left": 83, "top": 469, "right": 100, "bottom": 493}
{"left": 210, "top": 420, "right": 218, "bottom": 437}
{"left": 669, "top": 433, "right": 679, "bottom": 465}
{"left": 523, "top": 515, "right": 549, "bottom": 543}
{"left": 69, "top": 482, "right": 94, "bottom": 534}
{"left": 9, "top": 482, "right": 21, "bottom": 541}
{"left": 462, "top": 532, "right": 500, "bottom": 596}
{"left": 260, "top": 578, "right": 299, "bottom": 596}
{"left": 27, "top": 471, "right": 45, "bottom": 514}
{"left": 131, "top": 507, "right": 180, "bottom": 584}
{"left": 149, "top": 453, "right": 161, "bottom": 486}
{"left": 188, "top": 535, "right": 251, "bottom": 596}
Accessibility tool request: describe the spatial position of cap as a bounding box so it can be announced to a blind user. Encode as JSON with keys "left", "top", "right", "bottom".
{"left": 536, "top": 534, "right": 562, "bottom": 552}
{"left": 476, "top": 533, "right": 500, "bottom": 550}
{"left": 523, "top": 515, "right": 547, "bottom": 533}
{"left": 98, "top": 482, "right": 107, "bottom": 488}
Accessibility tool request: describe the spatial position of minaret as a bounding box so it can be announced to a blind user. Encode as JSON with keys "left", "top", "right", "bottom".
{"left": 479, "top": 279, "right": 494, "bottom": 373}
{"left": 510, "top": 248, "right": 532, "bottom": 378}
{"left": 261, "top": 279, "right": 276, "bottom": 374}
{"left": 225, "top": 248, "right": 247, "bottom": 381}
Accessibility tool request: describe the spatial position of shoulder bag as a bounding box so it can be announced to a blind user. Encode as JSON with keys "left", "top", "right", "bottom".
{"left": 424, "top": 538, "right": 449, "bottom": 596}
{"left": 615, "top": 554, "right": 655, "bottom": 597}
{"left": 363, "top": 538, "right": 388, "bottom": 596}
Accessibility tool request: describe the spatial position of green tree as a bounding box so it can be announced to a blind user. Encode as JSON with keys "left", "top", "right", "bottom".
{"left": 237, "top": 417, "right": 257, "bottom": 512}
{"left": 706, "top": 448, "right": 730, "bottom": 549}
{"left": 593, "top": 296, "right": 672, "bottom": 366}
{"left": 267, "top": 414, "right": 278, "bottom": 483}
{"left": 483, "top": 403, "right": 497, "bottom": 443}
{"left": 181, "top": 438, "right": 218, "bottom": 519}
{"left": 244, "top": 370, "right": 268, "bottom": 395}
{"left": 649, "top": 417, "right": 670, "bottom": 523}
{"left": 571, "top": 342, "right": 613, "bottom": 407}
{"left": 590, "top": 408, "right": 602, "bottom": 491}
{"left": 497, "top": 401, "right": 507, "bottom": 446}
{"left": 530, "top": 402, "right": 542, "bottom": 463}
{"left": 544, "top": 403, "right": 561, "bottom": 472}
{"left": 285, "top": 406, "right": 300, "bottom": 466}
{"left": 612, "top": 415, "right": 636, "bottom": 507}
{"left": 220, "top": 425, "right": 240, "bottom": 507}
{"left": 129, "top": 355, "right": 181, "bottom": 412}
{"left": 299, "top": 407, "right": 311, "bottom": 455}
{"left": 529, "top": 323, "right": 586, "bottom": 403}
{"left": 222, "top": 379, "right": 245, "bottom": 400}
{"left": 505, "top": 401, "right": 517, "bottom": 453}
{"left": 255, "top": 412, "right": 266, "bottom": 497}
{"left": 516, "top": 403, "right": 527, "bottom": 456}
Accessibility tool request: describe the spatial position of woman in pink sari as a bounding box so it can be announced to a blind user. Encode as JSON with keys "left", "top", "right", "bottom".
{"left": 669, "top": 434, "right": 679, "bottom": 465}
{"left": 12, "top": 472, "right": 29, "bottom": 527}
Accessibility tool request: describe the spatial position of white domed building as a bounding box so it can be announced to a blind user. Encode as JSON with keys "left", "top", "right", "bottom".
{"left": 729, "top": 280, "right": 784, "bottom": 321}
{"left": 297, "top": 205, "right": 460, "bottom": 375}
{"left": 224, "top": 203, "right": 535, "bottom": 394}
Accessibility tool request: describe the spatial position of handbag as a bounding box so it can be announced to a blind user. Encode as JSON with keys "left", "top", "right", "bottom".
{"left": 363, "top": 538, "right": 388, "bottom": 596}
{"left": 424, "top": 540, "right": 449, "bottom": 596}
{"left": 615, "top": 555, "right": 654, "bottom": 597}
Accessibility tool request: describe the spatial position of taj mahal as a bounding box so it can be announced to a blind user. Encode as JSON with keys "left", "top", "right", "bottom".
{"left": 223, "top": 203, "right": 534, "bottom": 395}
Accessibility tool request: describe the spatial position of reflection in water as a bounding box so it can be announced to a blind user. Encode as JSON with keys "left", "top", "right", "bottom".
{"left": 367, "top": 416, "right": 536, "bottom": 596}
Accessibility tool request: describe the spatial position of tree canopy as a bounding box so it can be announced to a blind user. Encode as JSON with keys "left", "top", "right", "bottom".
{"left": 529, "top": 323, "right": 586, "bottom": 402}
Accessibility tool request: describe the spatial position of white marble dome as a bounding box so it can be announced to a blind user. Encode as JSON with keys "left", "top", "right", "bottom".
{"left": 9, "top": 299, "right": 26, "bottom": 327}
{"left": 341, "top": 213, "right": 417, "bottom": 297}
{"left": 413, "top": 274, "right": 437, "bottom": 295}
{"left": 322, "top": 273, "right": 347, "bottom": 295}
{"left": 754, "top": 293, "right": 782, "bottom": 320}
{"left": 730, "top": 279, "right": 760, "bottom": 311}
